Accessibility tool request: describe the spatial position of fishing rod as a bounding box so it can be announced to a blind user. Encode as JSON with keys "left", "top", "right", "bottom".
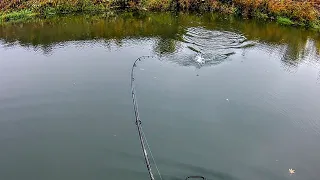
{"left": 130, "top": 56, "right": 157, "bottom": 180}
{"left": 130, "top": 56, "right": 206, "bottom": 180}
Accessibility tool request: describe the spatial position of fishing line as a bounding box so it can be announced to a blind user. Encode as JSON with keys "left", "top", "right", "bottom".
{"left": 141, "top": 126, "right": 163, "bottom": 180}
{"left": 130, "top": 55, "right": 206, "bottom": 180}
{"left": 131, "top": 55, "right": 160, "bottom": 180}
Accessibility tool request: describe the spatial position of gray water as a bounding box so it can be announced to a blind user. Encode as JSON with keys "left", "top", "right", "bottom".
{"left": 0, "top": 13, "right": 320, "bottom": 180}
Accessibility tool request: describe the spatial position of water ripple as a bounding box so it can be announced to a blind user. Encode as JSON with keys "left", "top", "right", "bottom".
{"left": 183, "top": 27, "right": 254, "bottom": 51}
{"left": 170, "top": 27, "right": 255, "bottom": 68}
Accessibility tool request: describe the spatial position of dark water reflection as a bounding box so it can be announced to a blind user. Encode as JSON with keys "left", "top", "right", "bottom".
{"left": 0, "top": 12, "right": 320, "bottom": 180}
{"left": 0, "top": 13, "right": 319, "bottom": 69}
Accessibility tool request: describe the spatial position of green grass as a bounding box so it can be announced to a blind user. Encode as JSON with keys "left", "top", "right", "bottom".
{"left": 254, "top": 11, "right": 269, "bottom": 20}
{"left": 0, "top": 10, "right": 38, "bottom": 23}
{"left": 277, "top": 17, "right": 295, "bottom": 26}
{"left": 309, "top": 20, "right": 320, "bottom": 31}
{"left": 0, "top": 2, "right": 108, "bottom": 24}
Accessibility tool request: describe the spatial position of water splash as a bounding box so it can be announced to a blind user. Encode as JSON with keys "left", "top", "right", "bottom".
{"left": 168, "top": 27, "right": 255, "bottom": 68}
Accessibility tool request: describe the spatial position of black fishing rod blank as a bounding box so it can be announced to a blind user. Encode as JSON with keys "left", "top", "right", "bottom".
{"left": 131, "top": 56, "right": 156, "bottom": 180}
{"left": 130, "top": 56, "right": 206, "bottom": 180}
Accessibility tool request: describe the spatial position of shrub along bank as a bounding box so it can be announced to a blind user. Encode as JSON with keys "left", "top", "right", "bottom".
{"left": 0, "top": 0, "right": 319, "bottom": 29}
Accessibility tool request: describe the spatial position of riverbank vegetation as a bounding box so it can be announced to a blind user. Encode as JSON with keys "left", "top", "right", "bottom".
{"left": 0, "top": 0, "right": 320, "bottom": 29}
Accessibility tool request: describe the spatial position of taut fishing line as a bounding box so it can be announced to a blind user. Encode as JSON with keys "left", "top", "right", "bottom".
{"left": 130, "top": 56, "right": 161, "bottom": 180}
{"left": 130, "top": 56, "right": 206, "bottom": 180}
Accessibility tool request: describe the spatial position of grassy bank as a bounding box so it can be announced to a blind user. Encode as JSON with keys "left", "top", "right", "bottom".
{"left": 0, "top": 0, "right": 320, "bottom": 29}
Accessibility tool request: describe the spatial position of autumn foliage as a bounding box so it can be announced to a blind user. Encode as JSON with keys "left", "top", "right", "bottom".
{"left": 231, "top": 0, "right": 318, "bottom": 22}
{"left": 0, "top": 0, "right": 319, "bottom": 23}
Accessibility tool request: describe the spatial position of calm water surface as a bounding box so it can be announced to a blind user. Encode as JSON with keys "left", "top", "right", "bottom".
{"left": 0, "top": 13, "right": 320, "bottom": 180}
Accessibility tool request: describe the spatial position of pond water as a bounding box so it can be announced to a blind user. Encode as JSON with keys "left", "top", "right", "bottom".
{"left": 0, "top": 12, "right": 320, "bottom": 180}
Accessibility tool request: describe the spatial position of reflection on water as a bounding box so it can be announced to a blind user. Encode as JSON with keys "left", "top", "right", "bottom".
{"left": 0, "top": 12, "right": 319, "bottom": 71}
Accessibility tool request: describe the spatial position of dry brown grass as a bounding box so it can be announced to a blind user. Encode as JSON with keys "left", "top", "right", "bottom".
{"left": 0, "top": 0, "right": 319, "bottom": 24}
